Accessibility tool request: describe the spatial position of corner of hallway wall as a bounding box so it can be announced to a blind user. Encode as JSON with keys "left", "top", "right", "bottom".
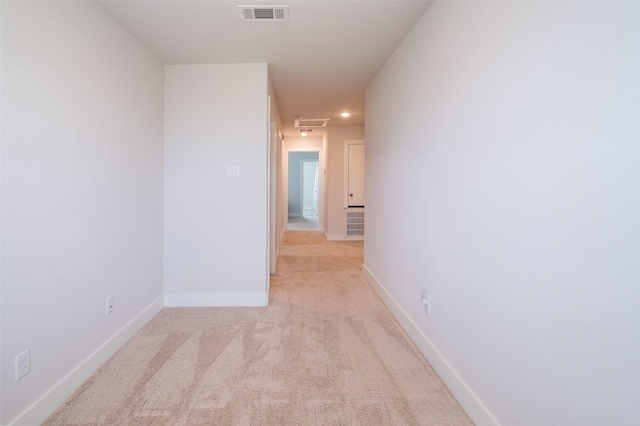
{"left": 1, "top": 1, "right": 165, "bottom": 424}
{"left": 267, "top": 69, "right": 284, "bottom": 275}
{"left": 163, "top": 63, "right": 269, "bottom": 307}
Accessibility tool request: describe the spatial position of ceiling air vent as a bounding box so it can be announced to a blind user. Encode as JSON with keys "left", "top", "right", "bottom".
{"left": 294, "top": 116, "right": 330, "bottom": 128}
{"left": 238, "top": 6, "right": 289, "bottom": 22}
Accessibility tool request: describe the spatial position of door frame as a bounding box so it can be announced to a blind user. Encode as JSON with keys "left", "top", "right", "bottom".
{"left": 284, "top": 146, "right": 322, "bottom": 231}
{"left": 343, "top": 139, "right": 365, "bottom": 208}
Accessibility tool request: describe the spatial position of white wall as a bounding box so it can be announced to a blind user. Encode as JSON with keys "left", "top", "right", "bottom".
{"left": 1, "top": 2, "right": 165, "bottom": 424}
{"left": 365, "top": 2, "right": 640, "bottom": 425}
{"left": 325, "top": 126, "right": 365, "bottom": 238}
{"left": 164, "top": 64, "right": 269, "bottom": 307}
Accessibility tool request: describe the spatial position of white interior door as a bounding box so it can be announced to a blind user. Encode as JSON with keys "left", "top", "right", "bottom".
{"left": 346, "top": 143, "right": 365, "bottom": 207}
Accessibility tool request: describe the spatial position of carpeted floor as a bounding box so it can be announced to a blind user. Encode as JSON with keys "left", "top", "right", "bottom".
{"left": 287, "top": 215, "right": 319, "bottom": 231}
{"left": 44, "top": 231, "right": 472, "bottom": 425}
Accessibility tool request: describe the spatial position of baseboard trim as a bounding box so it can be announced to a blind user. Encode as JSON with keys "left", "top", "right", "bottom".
{"left": 326, "top": 233, "right": 364, "bottom": 241}
{"left": 8, "top": 296, "right": 164, "bottom": 426}
{"left": 361, "top": 265, "right": 500, "bottom": 426}
{"left": 164, "top": 291, "right": 268, "bottom": 307}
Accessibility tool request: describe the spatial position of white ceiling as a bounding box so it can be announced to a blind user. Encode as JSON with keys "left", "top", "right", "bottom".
{"left": 97, "top": 0, "right": 432, "bottom": 136}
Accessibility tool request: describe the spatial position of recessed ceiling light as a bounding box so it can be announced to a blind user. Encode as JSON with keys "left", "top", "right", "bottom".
{"left": 300, "top": 131, "right": 308, "bottom": 137}
{"left": 341, "top": 112, "right": 351, "bottom": 118}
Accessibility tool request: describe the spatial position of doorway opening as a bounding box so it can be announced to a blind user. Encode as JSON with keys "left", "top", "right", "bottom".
{"left": 288, "top": 152, "right": 319, "bottom": 230}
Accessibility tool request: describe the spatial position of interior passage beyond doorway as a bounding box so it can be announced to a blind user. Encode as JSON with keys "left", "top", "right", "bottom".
{"left": 288, "top": 151, "right": 319, "bottom": 231}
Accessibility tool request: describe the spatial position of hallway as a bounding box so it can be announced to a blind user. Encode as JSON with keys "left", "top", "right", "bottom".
{"left": 286, "top": 215, "right": 319, "bottom": 231}
{"left": 45, "top": 232, "right": 471, "bottom": 425}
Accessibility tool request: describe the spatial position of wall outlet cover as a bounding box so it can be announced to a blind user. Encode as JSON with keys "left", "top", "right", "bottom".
{"left": 15, "top": 348, "right": 31, "bottom": 381}
{"left": 106, "top": 294, "right": 114, "bottom": 315}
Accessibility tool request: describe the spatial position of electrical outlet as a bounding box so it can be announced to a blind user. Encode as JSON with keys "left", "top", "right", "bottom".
{"left": 15, "top": 349, "right": 30, "bottom": 381}
{"left": 421, "top": 292, "right": 431, "bottom": 315}
{"left": 106, "top": 294, "right": 114, "bottom": 315}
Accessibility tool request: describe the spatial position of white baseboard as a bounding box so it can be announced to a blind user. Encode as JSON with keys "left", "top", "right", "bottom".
{"left": 164, "top": 291, "right": 268, "bottom": 307}
{"left": 326, "top": 233, "right": 364, "bottom": 241}
{"left": 361, "top": 265, "right": 500, "bottom": 426}
{"left": 9, "top": 296, "right": 164, "bottom": 426}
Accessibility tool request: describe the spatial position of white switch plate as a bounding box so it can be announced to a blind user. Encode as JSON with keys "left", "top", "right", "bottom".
{"left": 227, "top": 165, "right": 240, "bottom": 177}
{"left": 421, "top": 291, "right": 431, "bottom": 315}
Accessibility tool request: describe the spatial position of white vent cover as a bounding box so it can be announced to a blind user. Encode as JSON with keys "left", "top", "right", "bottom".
{"left": 295, "top": 116, "right": 330, "bottom": 128}
{"left": 298, "top": 128, "right": 314, "bottom": 134}
{"left": 239, "top": 5, "right": 289, "bottom": 22}
{"left": 346, "top": 211, "right": 364, "bottom": 236}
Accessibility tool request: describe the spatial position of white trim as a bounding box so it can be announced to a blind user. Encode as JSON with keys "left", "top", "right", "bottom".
{"left": 267, "top": 94, "right": 273, "bottom": 280}
{"left": 164, "top": 291, "right": 268, "bottom": 307}
{"left": 361, "top": 265, "right": 500, "bottom": 426}
{"left": 8, "top": 296, "right": 164, "bottom": 426}
{"left": 326, "top": 233, "right": 364, "bottom": 241}
{"left": 343, "top": 139, "right": 365, "bottom": 208}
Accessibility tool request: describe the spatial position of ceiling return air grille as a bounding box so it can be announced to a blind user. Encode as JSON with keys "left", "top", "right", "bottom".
{"left": 294, "top": 116, "right": 330, "bottom": 128}
{"left": 238, "top": 6, "right": 289, "bottom": 22}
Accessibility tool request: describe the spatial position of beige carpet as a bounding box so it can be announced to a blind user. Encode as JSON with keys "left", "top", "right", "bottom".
{"left": 44, "top": 231, "right": 472, "bottom": 425}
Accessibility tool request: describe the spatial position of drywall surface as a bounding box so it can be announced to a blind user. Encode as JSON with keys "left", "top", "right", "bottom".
{"left": 1, "top": 2, "right": 164, "bottom": 423}
{"left": 164, "top": 64, "right": 268, "bottom": 306}
{"left": 365, "top": 2, "right": 640, "bottom": 425}
{"left": 325, "top": 126, "right": 365, "bottom": 237}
